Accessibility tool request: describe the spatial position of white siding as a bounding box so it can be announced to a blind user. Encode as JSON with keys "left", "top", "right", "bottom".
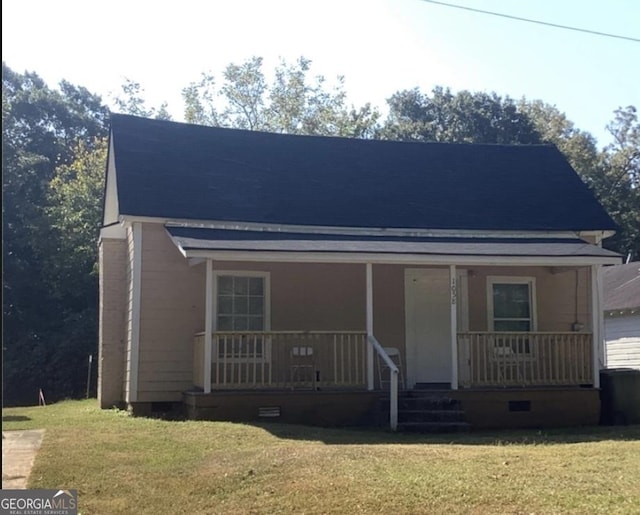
{"left": 605, "top": 314, "right": 640, "bottom": 370}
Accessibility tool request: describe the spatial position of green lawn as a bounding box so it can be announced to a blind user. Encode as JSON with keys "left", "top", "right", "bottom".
{"left": 3, "top": 400, "right": 640, "bottom": 514}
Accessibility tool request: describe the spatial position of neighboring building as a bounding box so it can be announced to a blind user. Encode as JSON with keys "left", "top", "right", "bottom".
{"left": 603, "top": 263, "right": 640, "bottom": 370}
{"left": 98, "top": 113, "right": 621, "bottom": 430}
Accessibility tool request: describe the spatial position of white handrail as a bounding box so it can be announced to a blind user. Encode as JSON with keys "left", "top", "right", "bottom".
{"left": 368, "top": 335, "right": 398, "bottom": 431}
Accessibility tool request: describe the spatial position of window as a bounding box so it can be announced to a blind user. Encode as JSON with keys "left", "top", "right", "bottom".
{"left": 488, "top": 277, "right": 536, "bottom": 332}
{"left": 214, "top": 272, "right": 270, "bottom": 359}
{"left": 488, "top": 277, "right": 536, "bottom": 356}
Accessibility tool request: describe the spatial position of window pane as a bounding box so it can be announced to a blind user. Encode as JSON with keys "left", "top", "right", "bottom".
{"left": 248, "top": 316, "right": 264, "bottom": 331}
{"left": 233, "top": 317, "right": 249, "bottom": 331}
{"left": 249, "top": 277, "right": 264, "bottom": 295}
{"left": 218, "top": 295, "right": 233, "bottom": 315}
{"left": 233, "top": 277, "right": 249, "bottom": 295}
{"left": 493, "top": 284, "right": 530, "bottom": 318}
{"left": 218, "top": 316, "right": 233, "bottom": 331}
{"left": 234, "top": 296, "right": 249, "bottom": 315}
{"left": 218, "top": 276, "right": 233, "bottom": 295}
{"left": 249, "top": 296, "right": 264, "bottom": 315}
{"left": 495, "top": 320, "right": 530, "bottom": 332}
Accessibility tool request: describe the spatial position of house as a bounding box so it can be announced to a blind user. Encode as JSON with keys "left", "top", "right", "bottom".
{"left": 603, "top": 263, "right": 640, "bottom": 370}
{"left": 98, "top": 113, "right": 621, "bottom": 430}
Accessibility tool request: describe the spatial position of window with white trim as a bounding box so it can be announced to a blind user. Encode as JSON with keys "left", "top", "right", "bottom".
{"left": 488, "top": 276, "right": 536, "bottom": 354}
{"left": 214, "top": 272, "right": 270, "bottom": 358}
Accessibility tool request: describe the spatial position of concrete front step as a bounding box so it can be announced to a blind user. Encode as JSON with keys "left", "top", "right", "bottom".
{"left": 379, "top": 391, "right": 469, "bottom": 432}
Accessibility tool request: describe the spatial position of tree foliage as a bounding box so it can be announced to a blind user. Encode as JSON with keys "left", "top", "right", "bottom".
{"left": 47, "top": 138, "right": 107, "bottom": 302}
{"left": 182, "top": 57, "right": 380, "bottom": 138}
{"left": 382, "top": 86, "right": 541, "bottom": 144}
{"left": 112, "top": 78, "right": 172, "bottom": 120}
{"left": 597, "top": 106, "right": 640, "bottom": 259}
{"left": 2, "top": 63, "right": 108, "bottom": 404}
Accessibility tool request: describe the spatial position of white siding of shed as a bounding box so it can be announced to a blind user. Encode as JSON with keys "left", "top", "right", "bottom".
{"left": 605, "top": 314, "right": 640, "bottom": 370}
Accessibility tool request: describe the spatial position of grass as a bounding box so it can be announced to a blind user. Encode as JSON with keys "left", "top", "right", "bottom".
{"left": 3, "top": 400, "right": 640, "bottom": 514}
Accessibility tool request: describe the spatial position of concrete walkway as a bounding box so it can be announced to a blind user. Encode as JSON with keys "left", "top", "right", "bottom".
{"left": 2, "top": 430, "right": 45, "bottom": 489}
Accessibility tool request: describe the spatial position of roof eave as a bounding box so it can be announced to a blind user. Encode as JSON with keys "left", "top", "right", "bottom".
{"left": 119, "top": 214, "right": 614, "bottom": 241}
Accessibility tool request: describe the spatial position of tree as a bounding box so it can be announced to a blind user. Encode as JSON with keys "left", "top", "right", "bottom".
{"left": 2, "top": 63, "right": 108, "bottom": 404}
{"left": 112, "top": 78, "right": 172, "bottom": 120}
{"left": 182, "top": 56, "right": 380, "bottom": 138}
{"left": 47, "top": 138, "right": 107, "bottom": 304}
{"left": 382, "top": 86, "right": 541, "bottom": 144}
{"left": 43, "top": 138, "right": 108, "bottom": 397}
{"left": 597, "top": 106, "right": 640, "bottom": 260}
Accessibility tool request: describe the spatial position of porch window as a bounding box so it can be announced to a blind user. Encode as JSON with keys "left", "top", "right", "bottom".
{"left": 488, "top": 276, "right": 537, "bottom": 354}
{"left": 214, "top": 272, "right": 270, "bottom": 358}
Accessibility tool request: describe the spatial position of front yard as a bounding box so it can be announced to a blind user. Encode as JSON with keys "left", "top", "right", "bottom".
{"left": 2, "top": 400, "right": 639, "bottom": 514}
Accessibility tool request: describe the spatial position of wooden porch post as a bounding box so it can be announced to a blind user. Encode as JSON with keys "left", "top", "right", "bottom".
{"left": 591, "top": 264, "right": 602, "bottom": 388}
{"left": 366, "top": 263, "right": 374, "bottom": 390}
{"left": 204, "top": 259, "right": 213, "bottom": 394}
{"left": 450, "top": 264, "right": 458, "bottom": 390}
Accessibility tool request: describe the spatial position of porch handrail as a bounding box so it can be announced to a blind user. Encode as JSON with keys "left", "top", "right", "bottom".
{"left": 368, "top": 335, "right": 398, "bottom": 431}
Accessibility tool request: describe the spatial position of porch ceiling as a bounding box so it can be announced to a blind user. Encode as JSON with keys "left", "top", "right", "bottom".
{"left": 165, "top": 226, "right": 621, "bottom": 265}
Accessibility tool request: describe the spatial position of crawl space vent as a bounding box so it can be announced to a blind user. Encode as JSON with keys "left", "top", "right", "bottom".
{"left": 258, "top": 406, "right": 281, "bottom": 418}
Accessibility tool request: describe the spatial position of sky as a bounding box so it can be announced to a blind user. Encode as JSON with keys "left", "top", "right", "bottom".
{"left": 3, "top": 0, "right": 639, "bottom": 147}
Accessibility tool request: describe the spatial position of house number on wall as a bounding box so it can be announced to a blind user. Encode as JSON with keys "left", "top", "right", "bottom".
{"left": 451, "top": 277, "right": 457, "bottom": 305}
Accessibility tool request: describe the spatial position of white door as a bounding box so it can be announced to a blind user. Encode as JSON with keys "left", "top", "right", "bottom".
{"left": 405, "top": 268, "right": 468, "bottom": 388}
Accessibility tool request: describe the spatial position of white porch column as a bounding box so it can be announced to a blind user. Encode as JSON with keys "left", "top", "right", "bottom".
{"left": 366, "top": 263, "right": 374, "bottom": 390}
{"left": 590, "top": 264, "right": 602, "bottom": 388}
{"left": 450, "top": 264, "right": 458, "bottom": 390}
{"left": 204, "top": 259, "right": 213, "bottom": 393}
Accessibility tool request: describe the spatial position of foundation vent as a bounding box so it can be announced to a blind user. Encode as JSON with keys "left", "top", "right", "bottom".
{"left": 508, "top": 400, "right": 531, "bottom": 412}
{"left": 258, "top": 406, "right": 281, "bottom": 418}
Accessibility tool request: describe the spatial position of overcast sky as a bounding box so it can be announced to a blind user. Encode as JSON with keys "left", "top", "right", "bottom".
{"left": 3, "top": 0, "right": 639, "bottom": 146}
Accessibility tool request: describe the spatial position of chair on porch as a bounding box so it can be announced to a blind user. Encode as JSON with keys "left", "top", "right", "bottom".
{"left": 377, "top": 347, "right": 405, "bottom": 390}
{"left": 290, "top": 346, "right": 317, "bottom": 389}
{"left": 493, "top": 344, "right": 524, "bottom": 384}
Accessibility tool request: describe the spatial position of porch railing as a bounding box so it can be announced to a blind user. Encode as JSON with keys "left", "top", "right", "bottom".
{"left": 368, "top": 335, "right": 398, "bottom": 431}
{"left": 457, "top": 332, "right": 593, "bottom": 388}
{"left": 194, "top": 331, "right": 367, "bottom": 390}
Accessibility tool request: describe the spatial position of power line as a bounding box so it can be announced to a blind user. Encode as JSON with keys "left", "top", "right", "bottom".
{"left": 420, "top": 0, "right": 640, "bottom": 43}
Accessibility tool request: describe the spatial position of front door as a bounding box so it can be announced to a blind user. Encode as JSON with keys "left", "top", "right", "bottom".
{"left": 404, "top": 268, "right": 468, "bottom": 388}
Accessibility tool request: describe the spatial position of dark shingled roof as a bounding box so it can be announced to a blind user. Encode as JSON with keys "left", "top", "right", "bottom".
{"left": 603, "top": 262, "right": 640, "bottom": 311}
{"left": 109, "top": 113, "right": 617, "bottom": 232}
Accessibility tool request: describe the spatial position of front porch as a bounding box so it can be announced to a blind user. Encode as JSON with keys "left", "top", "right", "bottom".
{"left": 192, "top": 330, "right": 595, "bottom": 392}
{"left": 189, "top": 328, "right": 599, "bottom": 430}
